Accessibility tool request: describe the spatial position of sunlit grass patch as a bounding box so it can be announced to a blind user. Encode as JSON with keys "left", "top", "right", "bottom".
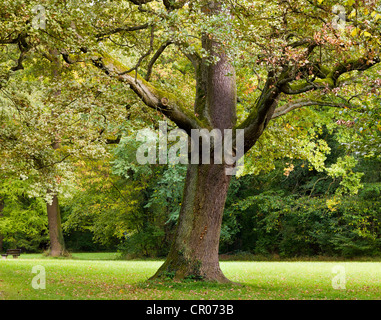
{"left": 1, "top": 254, "right": 380, "bottom": 300}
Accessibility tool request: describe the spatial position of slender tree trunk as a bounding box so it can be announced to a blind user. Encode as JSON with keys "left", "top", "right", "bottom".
{"left": 46, "top": 142, "right": 67, "bottom": 257}
{"left": 151, "top": 163, "right": 232, "bottom": 282}
{"left": 47, "top": 193, "right": 66, "bottom": 256}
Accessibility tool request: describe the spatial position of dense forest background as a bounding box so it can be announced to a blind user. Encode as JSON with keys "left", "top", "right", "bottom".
{"left": 1, "top": 126, "right": 380, "bottom": 259}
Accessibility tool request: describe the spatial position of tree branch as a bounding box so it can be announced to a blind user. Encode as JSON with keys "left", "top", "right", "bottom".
{"left": 163, "top": 0, "right": 187, "bottom": 11}
{"left": 11, "top": 49, "right": 27, "bottom": 71}
{"left": 128, "top": 0, "right": 154, "bottom": 5}
{"left": 279, "top": 54, "right": 380, "bottom": 95}
{"left": 91, "top": 51, "right": 203, "bottom": 135}
{"left": 145, "top": 40, "right": 173, "bottom": 81}
{"left": 237, "top": 74, "right": 281, "bottom": 153}
{"left": 280, "top": 82, "right": 325, "bottom": 95}
{"left": 330, "top": 56, "right": 381, "bottom": 84}
{"left": 118, "top": 26, "right": 155, "bottom": 77}
{"left": 272, "top": 99, "right": 354, "bottom": 119}
{"left": 96, "top": 23, "right": 149, "bottom": 40}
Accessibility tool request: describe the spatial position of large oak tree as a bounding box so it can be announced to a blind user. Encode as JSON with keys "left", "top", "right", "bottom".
{"left": 1, "top": 0, "right": 380, "bottom": 281}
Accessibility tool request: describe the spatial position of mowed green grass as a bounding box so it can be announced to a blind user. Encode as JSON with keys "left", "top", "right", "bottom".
{"left": 0, "top": 253, "right": 380, "bottom": 300}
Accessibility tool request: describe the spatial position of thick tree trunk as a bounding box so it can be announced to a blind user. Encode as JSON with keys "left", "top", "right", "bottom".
{"left": 151, "top": 2, "right": 237, "bottom": 283}
{"left": 47, "top": 193, "right": 66, "bottom": 256}
{"left": 150, "top": 163, "right": 232, "bottom": 282}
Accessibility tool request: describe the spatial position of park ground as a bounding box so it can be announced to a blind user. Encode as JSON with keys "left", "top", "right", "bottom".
{"left": 0, "top": 253, "right": 380, "bottom": 300}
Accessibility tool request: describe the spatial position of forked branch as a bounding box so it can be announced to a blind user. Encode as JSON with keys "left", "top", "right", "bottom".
{"left": 90, "top": 51, "right": 203, "bottom": 134}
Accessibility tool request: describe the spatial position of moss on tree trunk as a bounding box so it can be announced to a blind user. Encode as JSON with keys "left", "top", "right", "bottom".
{"left": 150, "top": 163, "right": 231, "bottom": 283}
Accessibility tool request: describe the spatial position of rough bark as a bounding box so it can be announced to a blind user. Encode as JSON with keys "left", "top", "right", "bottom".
{"left": 150, "top": 2, "right": 237, "bottom": 283}
{"left": 150, "top": 163, "right": 232, "bottom": 282}
{"left": 47, "top": 193, "right": 67, "bottom": 256}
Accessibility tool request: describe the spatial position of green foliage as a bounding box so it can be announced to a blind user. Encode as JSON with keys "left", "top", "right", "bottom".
{"left": 0, "top": 180, "right": 48, "bottom": 252}
{"left": 359, "top": 183, "right": 381, "bottom": 201}
{"left": 58, "top": 125, "right": 381, "bottom": 259}
{"left": 64, "top": 230, "right": 113, "bottom": 252}
{"left": 220, "top": 128, "right": 381, "bottom": 258}
{"left": 229, "top": 191, "right": 381, "bottom": 258}
{"left": 144, "top": 164, "right": 187, "bottom": 225}
{"left": 61, "top": 133, "right": 187, "bottom": 257}
{"left": 114, "top": 138, "right": 187, "bottom": 257}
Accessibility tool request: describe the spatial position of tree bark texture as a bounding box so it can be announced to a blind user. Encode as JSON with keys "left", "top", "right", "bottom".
{"left": 151, "top": 163, "right": 232, "bottom": 282}
{"left": 47, "top": 193, "right": 66, "bottom": 256}
{"left": 150, "top": 3, "right": 237, "bottom": 282}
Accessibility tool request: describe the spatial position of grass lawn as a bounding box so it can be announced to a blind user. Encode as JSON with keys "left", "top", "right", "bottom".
{"left": 0, "top": 253, "right": 380, "bottom": 300}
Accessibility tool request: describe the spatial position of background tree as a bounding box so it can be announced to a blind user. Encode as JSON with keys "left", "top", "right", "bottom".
{"left": 0, "top": 15, "right": 128, "bottom": 255}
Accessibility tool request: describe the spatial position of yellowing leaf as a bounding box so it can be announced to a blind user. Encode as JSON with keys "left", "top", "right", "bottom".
{"left": 351, "top": 28, "right": 359, "bottom": 37}
{"left": 348, "top": 10, "right": 356, "bottom": 19}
